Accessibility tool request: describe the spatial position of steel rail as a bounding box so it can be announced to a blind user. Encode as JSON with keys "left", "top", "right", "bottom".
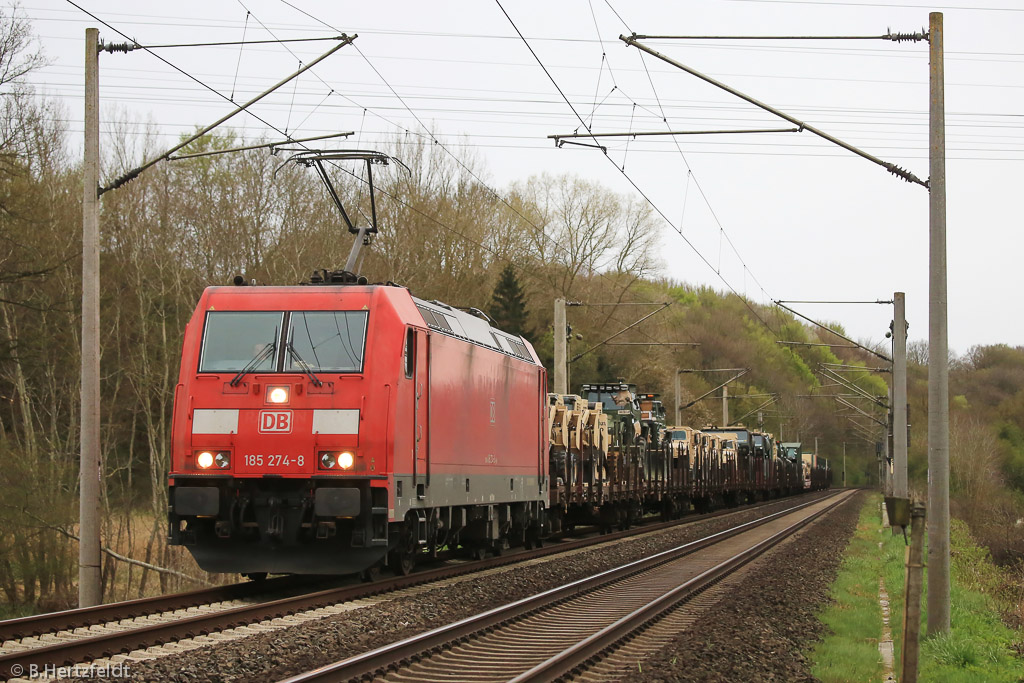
{"left": 275, "top": 491, "right": 845, "bottom": 683}
{"left": 514, "top": 491, "right": 853, "bottom": 681}
{"left": 0, "top": 575, "right": 315, "bottom": 642}
{"left": 0, "top": 495, "right": 827, "bottom": 672}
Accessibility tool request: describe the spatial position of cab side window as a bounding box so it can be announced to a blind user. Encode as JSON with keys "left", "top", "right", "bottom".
{"left": 404, "top": 328, "right": 415, "bottom": 378}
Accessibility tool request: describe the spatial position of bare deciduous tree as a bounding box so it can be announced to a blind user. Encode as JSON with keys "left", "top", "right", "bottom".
{"left": 511, "top": 173, "right": 659, "bottom": 298}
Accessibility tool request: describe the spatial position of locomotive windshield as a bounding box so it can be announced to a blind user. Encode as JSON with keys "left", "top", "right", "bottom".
{"left": 287, "top": 311, "right": 368, "bottom": 372}
{"left": 198, "top": 310, "right": 368, "bottom": 374}
{"left": 199, "top": 312, "right": 282, "bottom": 372}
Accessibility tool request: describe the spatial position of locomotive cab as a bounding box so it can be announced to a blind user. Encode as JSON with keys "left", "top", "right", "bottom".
{"left": 168, "top": 285, "right": 399, "bottom": 574}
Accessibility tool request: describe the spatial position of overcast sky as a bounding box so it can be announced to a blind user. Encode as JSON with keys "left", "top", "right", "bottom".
{"left": 18, "top": 0, "right": 1024, "bottom": 354}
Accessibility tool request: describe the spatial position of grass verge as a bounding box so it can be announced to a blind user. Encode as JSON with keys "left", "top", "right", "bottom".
{"left": 810, "top": 493, "right": 887, "bottom": 682}
{"left": 918, "top": 520, "right": 1023, "bottom": 682}
{"left": 810, "top": 492, "right": 1024, "bottom": 682}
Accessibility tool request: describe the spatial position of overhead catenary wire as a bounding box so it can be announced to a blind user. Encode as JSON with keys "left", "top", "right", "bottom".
{"left": 44, "top": 120, "right": 1024, "bottom": 160}
{"left": 569, "top": 302, "right": 672, "bottom": 362}
{"left": 167, "top": 131, "right": 353, "bottom": 160}
{"left": 28, "top": 2, "right": 1024, "bottom": 43}
{"left": 229, "top": 10, "right": 250, "bottom": 101}
{"left": 778, "top": 299, "right": 895, "bottom": 304}
{"left": 41, "top": 90, "right": 1007, "bottom": 145}
{"left": 138, "top": 35, "right": 352, "bottom": 49}
{"left": 623, "top": 21, "right": 777, "bottom": 308}
{"left": 33, "top": 24, "right": 1024, "bottom": 74}
{"left": 777, "top": 341, "right": 858, "bottom": 348}
{"left": 818, "top": 366, "right": 888, "bottom": 407}
{"left": 551, "top": 127, "right": 801, "bottom": 140}
{"left": 621, "top": 33, "right": 929, "bottom": 186}
{"left": 496, "top": 0, "right": 777, "bottom": 335}
{"left": 28, "top": 56, "right": 1022, "bottom": 132}
{"left": 775, "top": 300, "right": 892, "bottom": 362}
{"left": 630, "top": 32, "right": 927, "bottom": 41}
{"left": 98, "top": 34, "right": 357, "bottom": 194}
{"left": 271, "top": 0, "right": 679, "bottom": 350}
{"left": 62, "top": 0, "right": 345, "bottom": 171}
{"left": 821, "top": 363, "right": 891, "bottom": 372}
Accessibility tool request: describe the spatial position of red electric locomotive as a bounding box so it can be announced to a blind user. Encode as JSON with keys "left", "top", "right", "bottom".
{"left": 168, "top": 273, "right": 548, "bottom": 576}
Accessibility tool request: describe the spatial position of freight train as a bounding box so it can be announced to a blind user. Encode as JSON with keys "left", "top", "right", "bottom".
{"left": 167, "top": 274, "right": 830, "bottom": 578}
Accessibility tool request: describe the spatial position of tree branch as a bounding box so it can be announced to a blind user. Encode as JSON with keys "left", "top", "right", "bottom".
{"left": 10, "top": 507, "right": 214, "bottom": 586}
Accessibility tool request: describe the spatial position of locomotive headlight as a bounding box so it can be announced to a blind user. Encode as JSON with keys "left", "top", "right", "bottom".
{"left": 267, "top": 386, "right": 290, "bottom": 404}
{"left": 318, "top": 451, "right": 355, "bottom": 470}
{"left": 196, "top": 450, "right": 229, "bottom": 470}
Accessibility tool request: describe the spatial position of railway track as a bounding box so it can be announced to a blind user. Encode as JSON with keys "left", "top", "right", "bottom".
{"left": 278, "top": 489, "right": 854, "bottom": 683}
{"left": 0, "top": 492, "right": 833, "bottom": 681}
{"left": 0, "top": 573, "right": 339, "bottom": 644}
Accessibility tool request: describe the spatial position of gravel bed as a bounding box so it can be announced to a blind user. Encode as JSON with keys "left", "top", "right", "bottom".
{"left": 622, "top": 489, "right": 863, "bottom": 683}
{"left": 63, "top": 493, "right": 837, "bottom": 683}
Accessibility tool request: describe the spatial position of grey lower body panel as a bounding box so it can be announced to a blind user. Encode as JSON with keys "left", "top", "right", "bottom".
{"left": 391, "top": 472, "right": 546, "bottom": 520}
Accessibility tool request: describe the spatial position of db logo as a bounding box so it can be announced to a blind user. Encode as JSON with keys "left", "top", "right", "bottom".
{"left": 259, "top": 410, "right": 292, "bottom": 434}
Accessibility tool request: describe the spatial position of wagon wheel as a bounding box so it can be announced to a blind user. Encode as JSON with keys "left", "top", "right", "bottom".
{"left": 525, "top": 525, "right": 543, "bottom": 550}
{"left": 617, "top": 505, "right": 629, "bottom": 532}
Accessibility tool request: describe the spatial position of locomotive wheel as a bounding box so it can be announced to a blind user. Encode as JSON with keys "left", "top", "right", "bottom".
{"left": 360, "top": 563, "right": 382, "bottom": 583}
{"left": 388, "top": 517, "right": 418, "bottom": 576}
{"left": 388, "top": 542, "right": 416, "bottom": 576}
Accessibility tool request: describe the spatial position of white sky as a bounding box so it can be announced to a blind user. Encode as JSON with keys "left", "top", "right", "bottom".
{"left": 18, "top": 0, "right": 1024, "bottom": 354}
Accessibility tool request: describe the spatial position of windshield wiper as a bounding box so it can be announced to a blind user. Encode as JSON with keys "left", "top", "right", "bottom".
{"left": 229, "top": 334, "right": 277, "bottom": 387}
{"left": 286, "top": 335, "right": 324, "bottom": 387}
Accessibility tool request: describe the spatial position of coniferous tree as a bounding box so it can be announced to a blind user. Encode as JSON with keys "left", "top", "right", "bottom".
{"left": 487, "top": 264, "right": 533, "bottom": 339}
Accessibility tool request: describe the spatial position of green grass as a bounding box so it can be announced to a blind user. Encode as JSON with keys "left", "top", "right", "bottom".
{"left": 810, "top": 495, "right": 888, "bottom": 682}
{"left": 810, "top": 493, "right": 1024, "bottom": 682}
{"left": 0, "top": 603, "right": 39, "bottom": 620}
{"left": 918, "top": 520, "right": 1022, "bottom": 682}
